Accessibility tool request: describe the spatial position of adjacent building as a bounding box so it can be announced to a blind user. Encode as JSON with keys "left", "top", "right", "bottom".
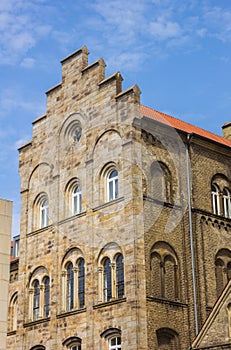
{"left": 0, "top": 199, "right": 12, "bottom": 350}
{"left": 7, "top": 47, "right": 231, "bottom": 350}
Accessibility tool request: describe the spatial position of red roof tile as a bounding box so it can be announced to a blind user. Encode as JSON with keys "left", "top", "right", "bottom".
{"left": 140, "top": 104, "right": 231, "bottom": 148}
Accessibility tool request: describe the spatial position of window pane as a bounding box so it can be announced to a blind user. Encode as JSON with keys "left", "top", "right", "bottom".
{"left": 104, "top": 258, "right": 112, "bottom": 301}
{"left": 33, "top": 280, "right": 40, "bottom": 320}
{"left": 44, "top": 277, "right": 50, "bottom": 317}
{"left": 78, "top": 258, "right": 85, "bottom": 308}
{"left": 67, "top": 263, "right": 74, "bottom": 310}
{"left": 116, "top": 254, "right": 124, "bottom": 298}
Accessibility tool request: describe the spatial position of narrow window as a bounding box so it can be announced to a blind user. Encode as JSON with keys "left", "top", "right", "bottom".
{"left": 66, "top": 262, "right": 74, "bottom": 311}
{"left": 71, "top": 346, "right": 81, "bottom": 350}
{"left": 211, "top": 184, "right": 220, "bottom": 215}
{"left": 223, "top": 188, "right": 231, "bottom": 218}
{"left": 108, "top": 169, "right": 118, "bottom": 201}
{"left": 72, "top": 185, "right": 82, "bottom": 215}
{"left": 109, "top": 337, "right": 121, "bottom": 350}
{"left": 33, "top": 280, "right": 40, "bottom": 320}
{"left": 40, "top": 198, "right": 49, "bottom": 228}
{"left": 78, "top": 258, "right": 85, "bottom": 308}
{"left": 104, "top": 258, "right": 112, "bottom": 301}
{"left": 43, "top": 276, "right": 50, "bottom": 318}
{"left": 116, "top": 254, "right": 124, "bottom": 298}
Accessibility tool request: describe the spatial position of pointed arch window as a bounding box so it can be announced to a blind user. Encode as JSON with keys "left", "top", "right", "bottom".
{"left": 223, "top": 188, "right": 231, "bottom": 219}
{"left": 72, "top": 185, "right": 82, "bottom": 215}
{"left": 116, "top": 254, "right": 124, "bottom": 299}
{"left": 66, "top": 262, "right": 74, "bottom": 311}
{"left": 40, "top": 198, "right": 49, "bottom": 228}
{"left": 104, "top": 258, "right": 112, "bottom": 302}
{"left": 108, "top": 169, "right": 118, "bottom": 201}
{"left": 211, "top": 184, "right": 220, "bottom": 215}
{"left": 78, "top": 258, "right": 85, "bottom": 309}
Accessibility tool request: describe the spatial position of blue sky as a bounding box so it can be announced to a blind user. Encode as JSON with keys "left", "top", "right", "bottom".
{"left": 1, "top": 0, "right": 231, "bottom": 236}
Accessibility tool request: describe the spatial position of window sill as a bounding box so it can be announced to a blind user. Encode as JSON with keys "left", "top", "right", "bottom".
{"left": 93, "top": 297, "right": 126, "bottom": 309}
{"left": 59, "top": 211, "right": 87, "bottom": 225}
{"left": 146, "top": 296, "right": 187, "bottom": 308}
{"left": 93, "top": 197, "right": 124, "bottom": 212}
{"left": 27, "top": 225, "right": 53, "bottom": 237}
{"left": 7, "top": 330, "right": 17, "bottom": 336}
{"left": 24, "top": 317, "right": 50, "bottom": 328}
{"left": 56, "top": 307, "right": 86, "bottom": 318}
{"left": 143, "top": 195, "right": 181, "bottom": 209}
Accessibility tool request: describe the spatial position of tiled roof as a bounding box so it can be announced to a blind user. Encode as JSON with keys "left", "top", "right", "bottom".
{"left": 140, "top": 104, "right": 231, "bottom": 148}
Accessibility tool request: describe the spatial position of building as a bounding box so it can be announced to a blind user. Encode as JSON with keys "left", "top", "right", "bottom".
{"left": 0, "top": 199, "right": 12, "bottom": 350}
{"left": 6, "top": 46, "right": 231, "bottom": 350}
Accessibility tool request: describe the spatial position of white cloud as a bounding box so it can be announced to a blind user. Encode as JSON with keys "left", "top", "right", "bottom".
{"left": 20, "top": 57, "right": 36, "bottom": 68}
{"left": 149, "top": 18, "right": 182, "bottom": 40}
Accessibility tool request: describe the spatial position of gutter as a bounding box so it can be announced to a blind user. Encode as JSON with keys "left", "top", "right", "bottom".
{"left": 186, "top": 132, "right": 199, "bottom": 335}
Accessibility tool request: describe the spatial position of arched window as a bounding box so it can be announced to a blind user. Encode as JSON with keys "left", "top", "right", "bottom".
{"left": 30, "top": 346, "right": 46, "bottom": 350}
{"left": 150, "top": 161, "right": 172, "bottom": 203}
{"left": 109, "top": 337, "right": 121, "bottom": 350}
{"left": 108, "top": 169, "right": 118, "bottom": 201}
{"left": 61, "top": 249, "right": 85, "bottom": 312}
{"left": 223, "top": 188, "right": 231, "bottom": 218}
{"left": 28, "top": 267, "right": 50, "bottom": 321}
{"left": 33, "top": 280, "right": 40, "bottom": 320}
{"left": 215, "top": 249, "right": 231, "bottom": 296}
{"left": 100, "top": 328, "right": 122, "bottom": 350}
{"left": 98, "top": 244, "right": 125, "bottom": 303}
{"left": 40, "top": 198, "right": 49, "bottom": 228}
{"left": 62, "top": 336, "right": 82, "bottom": 350}
{"left": 66, "top": 262, "right": 74, "bottom": 311}
{"left": 104, "top": 258, "right": 112, "bottom": 302}
{"left": 156, "top": 328, "right": 179, "bottom": 349}
{"left": 9, "top": 292, "right": 18, "bottom": 331}
{"left": 150, "top": 242, "right": 179, "bottom": 301}
{"left": 78, "top": 258, "right": 85, "bottom": 309}
{"left": 43, "top": 276, "right": 50, "bottom": 318}
{"left": 72, "top": 185, "right": 82, "bottom": 215}
{"left": 116, "top": 254, "right": 124, "bottom": 299}
{"left": 211, "top": 184, "right": 220, "bottom": 215}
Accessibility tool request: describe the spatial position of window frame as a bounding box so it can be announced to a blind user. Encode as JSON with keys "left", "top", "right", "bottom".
{"left": 66, "top": 262, "right": 74, "bottom": 311}
{"left": 72, "top": 185, "right": 82, "bottom": 215}
{"left": 40, "top": 198, "right": 49, "bottom": 228}
{"left": 223, "top": 188, "right": 231, "bottom": 218}
{"left": 107, "top": 169, "right": 118, "bottom": 202}
{"left": 116, "top": 254, "right": 124, "bottom": 299}
{"left": 33, "top": 279, "right": 40, "bottom": 321}
{"left": 103, "top": 258, "right": 112, "bottom": 302}
{"left": 211, "top": 183, "right": 220, "bottom": 216}
{"left": 109, "top": 336, "right": 121, "bottom": 350}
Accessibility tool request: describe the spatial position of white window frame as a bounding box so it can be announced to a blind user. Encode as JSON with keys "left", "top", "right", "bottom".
{"left": 107, "top": 169, "right": 118, "bottom": 201}
{"left": 212, "top": 184, "right": 220, "bottom": 215}
{"left": 40, "top": 198, "right": 49, "bottom": 228}
{"left": 223, "top": 188, "right": 231, "bottom": 218}
{"left": 72, "top": 185, "right": 82, "bottom": 215}
{"left": 109, "top": 336, "right": 121, "bottom": 350}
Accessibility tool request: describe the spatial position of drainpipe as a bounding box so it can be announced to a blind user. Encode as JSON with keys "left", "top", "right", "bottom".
{"left": 186, "top": 132, "right": 199, "bottom": 335}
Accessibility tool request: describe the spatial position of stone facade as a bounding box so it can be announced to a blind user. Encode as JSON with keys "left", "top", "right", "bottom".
{"left": 6, "top": 47, "right": 231, "bottom": 350}
{"left": 0, "top": 199, "right": 12, "bottom": 350}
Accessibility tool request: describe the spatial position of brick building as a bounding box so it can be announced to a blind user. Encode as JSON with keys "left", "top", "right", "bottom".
{"left": 6, "top": 47, "right": 231, "bottom": 350}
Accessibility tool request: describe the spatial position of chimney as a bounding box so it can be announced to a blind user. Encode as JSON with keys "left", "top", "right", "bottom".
{"left": 222, "top": 121, "right": 231, "bottom": 140}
